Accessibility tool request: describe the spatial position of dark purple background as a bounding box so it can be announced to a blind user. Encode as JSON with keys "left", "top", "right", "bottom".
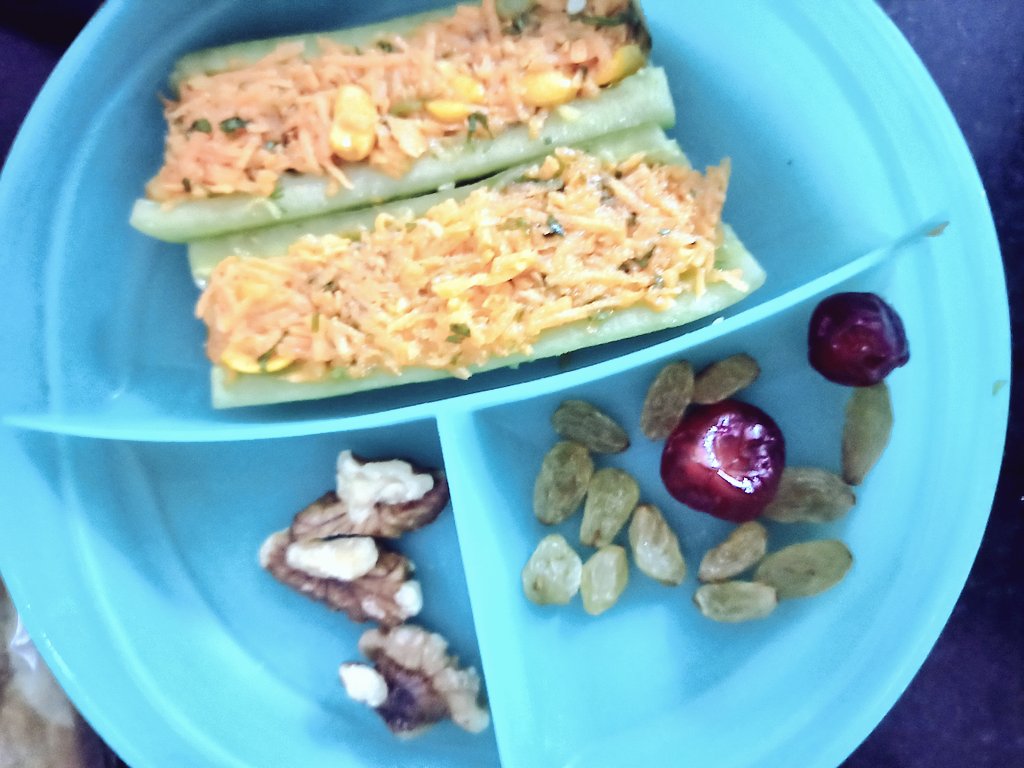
{"left": 1, "top": 2, "right": 1021, "bottom": 766}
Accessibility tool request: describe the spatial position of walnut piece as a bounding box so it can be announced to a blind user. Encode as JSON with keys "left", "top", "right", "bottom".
{"left": 285, "top": 536, "right": 379, "bottom": 581}
{"left": 290, "top": 454, "right": 449, "bottom": 541}
{"left": 340, "top": 625, "right": 490, "bottom": 736}
{"left": 260, "top": 530, "right": 422, "bottom": 628}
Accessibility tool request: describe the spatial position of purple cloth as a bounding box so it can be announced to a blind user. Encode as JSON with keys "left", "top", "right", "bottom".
{"left": 1, "top": 2, "right": 1021, "bottom": 766}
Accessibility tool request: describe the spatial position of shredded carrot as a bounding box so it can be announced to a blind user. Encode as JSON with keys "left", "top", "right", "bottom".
{"left": 148, "top": 0, "right": 641, "bottom": 203}
{"left": 196, "top": 148, "right": 741, "bottom": 381}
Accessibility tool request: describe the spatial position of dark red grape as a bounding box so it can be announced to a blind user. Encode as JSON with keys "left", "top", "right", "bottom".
{"left": 660, "top": 400, "right": 785, "bottom": 523}
{"left": 808, "top": 292, "right": 909, "bottom": 386}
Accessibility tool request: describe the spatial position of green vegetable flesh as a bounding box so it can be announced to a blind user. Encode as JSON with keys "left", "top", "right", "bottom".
{"left": 131, "top": 67, "right": 675, "bottom": 242}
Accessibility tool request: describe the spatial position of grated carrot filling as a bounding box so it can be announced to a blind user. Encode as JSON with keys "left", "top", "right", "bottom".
{"left": 148, "top": 0, "right": 641, "bottom": 203}
{"left": 196, "top": 148, "right": 742, "bottom": 382}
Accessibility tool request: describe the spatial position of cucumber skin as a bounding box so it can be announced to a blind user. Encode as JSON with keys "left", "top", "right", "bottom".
{"left": 130, "top": 67, "right": 676, "bottom": 243}
{"left": 187, "top": 123, "right": 686, "bottom": 282}
{"left": 170, "top": 7, "right": 456, "bottom": 89}
{"left": 209, "top": 226, "right": 764, "bottom": 409}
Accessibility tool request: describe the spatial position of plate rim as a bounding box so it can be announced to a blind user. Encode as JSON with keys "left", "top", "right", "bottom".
{"left": 0, "top": 1, "right": 1010, "bottom": 766}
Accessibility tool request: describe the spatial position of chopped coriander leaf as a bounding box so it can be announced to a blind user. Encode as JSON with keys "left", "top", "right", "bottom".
{"left": 572, "top": 7, "right": 638, "bottom": 28}
{"left": 257, "top": 334, "right": 287, "bottom": 373}
{"left": 619, "top": 247, "right": 654, "bottom": 271}
{"left": 323, "top": 280, "right": 337, "bottom": 292}
{"left": 269, "top": 181, "right": 284, "bottom": 200}
{"left": 219, "top": 116, "right": 249, "bottom": 133}
{"left": 504, "top": 12, "right": 530, "bottom": 35}
{"left": 189, "top": 118, "right": 212, "bottom": 134}
{"left": 389, "top": 99, "right": 423, "bottom": 117}
{"left": 544, "top": 214, "right": 565, "bottom": 237}
{"left": 376, "top": 40, "right": 395, "bottom": 52}
{"left": 573, "top": 13, "right": 623, "bottom": 27}
{"left": 466, "top": 111, "right": 492, "bottom": 142}
{"left": 499, "top": 217, "right": 530, "bottom": 231}
{"left": 446, "top": 323, "right": 472, "bottom": 343}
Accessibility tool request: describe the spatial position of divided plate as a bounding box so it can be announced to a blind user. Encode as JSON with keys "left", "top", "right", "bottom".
{"left": 0, "top": 1, "right": 1009, "bottom": 767}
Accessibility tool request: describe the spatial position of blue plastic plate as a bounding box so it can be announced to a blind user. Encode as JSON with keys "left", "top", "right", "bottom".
{"left": 0, "top": 1, "right": 1009, "bottom": 767}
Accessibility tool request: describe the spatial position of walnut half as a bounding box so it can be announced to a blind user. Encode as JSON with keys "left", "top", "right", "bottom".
{"left": 290, "top": 453, "right": 449, "bottom": 541}
{"left": 339, "top": 625, "right": 490, "bottom": 737}
{"left": 259, "top": 530, "right": 422, "bottom": 628}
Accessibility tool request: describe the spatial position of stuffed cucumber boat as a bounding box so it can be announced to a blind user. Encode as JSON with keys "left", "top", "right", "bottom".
{"left": 191, "top": 126, "right": 765, "bottom": 408}
{"left": 130, "top": 0, "right": 674, "bottom": 242}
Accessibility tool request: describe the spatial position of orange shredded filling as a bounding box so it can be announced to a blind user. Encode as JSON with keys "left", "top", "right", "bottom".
{"left": 196, "top": 147, "right": 742, "bottom": 382}
{"left": 148, "top": 0, "right": 642, "bottom": 203}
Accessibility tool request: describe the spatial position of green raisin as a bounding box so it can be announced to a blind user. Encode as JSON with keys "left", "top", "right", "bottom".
{"left": 692, "top": 354, "right": 761, "bottom": 404}
{"left": 755, "top": 540, "right": 853, "bottom": 599}
{"left": 842, "top": 383, "right": 893, "bottom": 485}
{"left": 580, "top": 545, "right": 629, "bottom": 616}
{"left": 522, "top": 534, "right": 583, "bottom": 605}
{"left": 762, "top": 467, "right": 856, "bottom": 523}
{"left": 628, "top": 503, "right": 686, "bottom": 586}
{"left": 533, "top": 441, "right": 594, "bottom": 524}
{"left": 580, "top": 468, "right": 640, "bottom": 547}
{"left": 640, "top": 361, "right": 694, "bottom": 440}
{"left": 694, "top": 581, "right": 778, "bottom": 622}
{"left": 698, "top": 521, "right": 768, "bottom": 583}
{"left": 551, "top": 399, "right": 630, "bottom": 454}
